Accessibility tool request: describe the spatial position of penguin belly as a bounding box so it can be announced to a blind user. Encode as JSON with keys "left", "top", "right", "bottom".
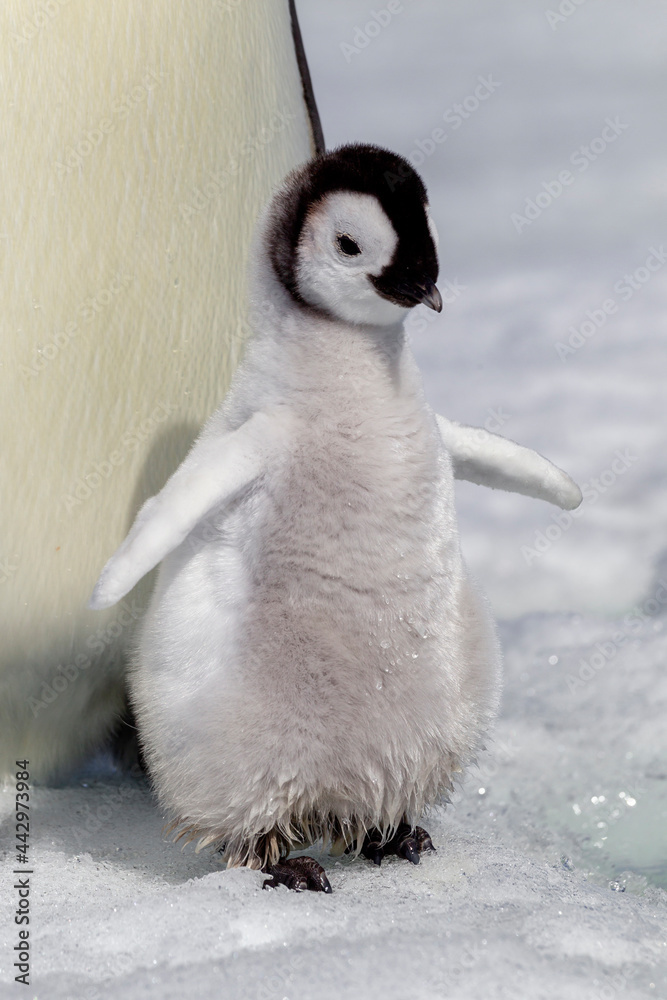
{"left": 130, "top": 404, "right": 501, "bottom": 867}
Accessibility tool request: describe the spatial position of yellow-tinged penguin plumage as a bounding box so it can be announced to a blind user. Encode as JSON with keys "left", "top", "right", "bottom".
{"left": 0, "top": 0, "right": 323, "bottom": 779}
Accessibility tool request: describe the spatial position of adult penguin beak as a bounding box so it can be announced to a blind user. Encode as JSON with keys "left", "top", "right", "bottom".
{"left": 370, "top": 273, "right": 443, "bottom": 312}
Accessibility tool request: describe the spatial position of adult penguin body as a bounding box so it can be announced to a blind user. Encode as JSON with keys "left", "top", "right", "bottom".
{"left": 90, "top": 144, "right": 581, "bottom": 892}
{"left": 0, "top": 1, "right": 322, "bottom": 780}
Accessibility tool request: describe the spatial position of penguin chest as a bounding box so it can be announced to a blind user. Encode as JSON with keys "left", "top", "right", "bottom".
{"left": 238, "top": 409, "right": 460, "bottom": 699}
{"left": 263, "top": 409, "right": 452, "bottom": 578}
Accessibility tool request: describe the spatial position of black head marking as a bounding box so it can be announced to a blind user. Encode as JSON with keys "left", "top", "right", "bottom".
{"left": 267, "top": 143, "right": 439, "bottom": 311}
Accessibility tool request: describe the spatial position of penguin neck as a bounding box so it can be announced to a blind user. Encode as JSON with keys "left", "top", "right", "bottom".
{"left": 288, "top": 308, "right": 408, "bottom": 384}
{"left": 247, "top": 248, "right": 417, "bottom": 408}
{"left": 273, "top": 292, "right": 410, "bottom": 404}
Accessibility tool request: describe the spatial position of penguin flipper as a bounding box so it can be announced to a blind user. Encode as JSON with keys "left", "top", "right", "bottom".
{"left": 436, "top": 414, "right": 582, "bottom": 511}
{"left": 89, "top": 410, "right": 277, "bottom": 610}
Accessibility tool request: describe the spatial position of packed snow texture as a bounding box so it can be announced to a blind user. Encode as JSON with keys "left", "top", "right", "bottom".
{"left": 2, "top": 1, "right": 666, "bottom": 998}
{"left": 1, "top": 603, "right": 666, "bottom": 998}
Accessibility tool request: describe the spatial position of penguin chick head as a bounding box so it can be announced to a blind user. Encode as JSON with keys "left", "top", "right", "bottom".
{"left": 267, "top": 143, "right": 442, "bottom": 327}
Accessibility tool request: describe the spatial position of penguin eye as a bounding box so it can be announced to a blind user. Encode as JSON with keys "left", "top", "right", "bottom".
{"left": 336, "top": 233, "right": 361, "bottom": 257}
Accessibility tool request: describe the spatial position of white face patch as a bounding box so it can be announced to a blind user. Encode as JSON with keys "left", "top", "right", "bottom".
{"left": 294, "top": 190, "right": 410, "bottom": 327}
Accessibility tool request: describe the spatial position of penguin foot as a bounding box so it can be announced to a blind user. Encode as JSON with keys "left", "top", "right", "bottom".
{"left": 361, "top": 823, "right": 436, "bottom": 867}
{"left": 262, "top": 856, "right": 333, "bottom": 893}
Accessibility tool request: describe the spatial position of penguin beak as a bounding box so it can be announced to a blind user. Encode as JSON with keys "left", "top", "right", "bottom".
{"left": 370, "top": 274, "right": 443, "bottom": 313}
{"left": 414, "top": 278, "right": 443, "bottom": 312}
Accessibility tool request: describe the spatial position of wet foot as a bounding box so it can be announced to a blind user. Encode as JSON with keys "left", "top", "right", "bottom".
{"left": 361, "top": 823, "right": 436, "bottom": 867}
{"left": 262, "top": 855, "right": 333, "bottom": 893}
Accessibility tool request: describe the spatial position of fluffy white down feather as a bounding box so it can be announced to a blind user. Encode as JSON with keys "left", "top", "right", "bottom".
{"left": 90, "top": 190, "right": 580, "bottom": 868}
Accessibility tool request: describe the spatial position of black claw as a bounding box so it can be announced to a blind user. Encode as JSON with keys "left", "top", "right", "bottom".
{"left": 262, "top": 856, "right": 332, "bottom": 894}
{"left": 362, "top": 822, "right": 436, "bottom": 870}
{"left": 397, "top": 837, "right": 420, "bottom": 865}
{"left": 262, "top": 868, "right": 307, "bottom": 892}
{"left": 414, "top": 826, "right": 436, "bottom": 853}
{"left": 361, "top": 836, "right": 385, "bottom": 866}
{"left": 362, "top": 845, "right": 382, "bottom": 863}
{"left": 307, "top": 866, "right": 333, "bottom": 893}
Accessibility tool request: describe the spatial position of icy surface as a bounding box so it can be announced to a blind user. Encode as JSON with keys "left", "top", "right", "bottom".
{"left": 2, "top": 1, "right": 666, "bottom": 998}
{"left": 1, "top": 603, "right": 666, "bottom": 998}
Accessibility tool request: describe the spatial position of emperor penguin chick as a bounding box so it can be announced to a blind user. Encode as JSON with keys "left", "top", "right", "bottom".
{"left": 91, "top": 143, "right": 503, "bottom": 893}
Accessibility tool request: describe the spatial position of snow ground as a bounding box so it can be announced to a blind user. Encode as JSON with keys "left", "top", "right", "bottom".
{"left": 1, "top": 603, "right": 666, "bottom": 999}
{"left": 2, "top": 1, "right": 666, "bottom": 998}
